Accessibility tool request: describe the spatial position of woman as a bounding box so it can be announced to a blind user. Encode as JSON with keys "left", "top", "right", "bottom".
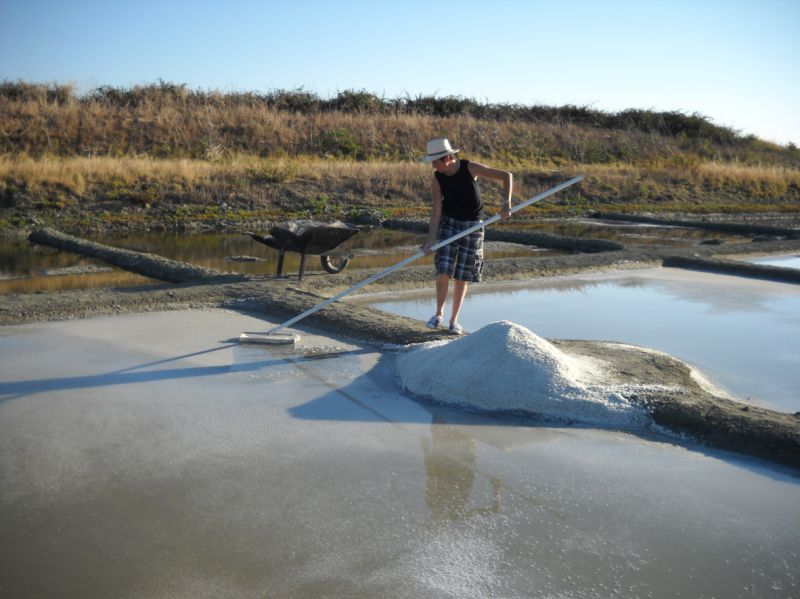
{"left": 421, "top": 138, "right": 513, "bottom": 335}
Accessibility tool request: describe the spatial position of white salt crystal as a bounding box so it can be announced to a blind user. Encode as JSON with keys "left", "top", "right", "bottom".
{"left": 396, "top": 321, "right": 645, "bottom": 426}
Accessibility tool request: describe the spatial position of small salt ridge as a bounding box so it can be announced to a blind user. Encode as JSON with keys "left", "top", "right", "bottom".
{"left": 396, "top": 321, "right": 646, "bottom": 427}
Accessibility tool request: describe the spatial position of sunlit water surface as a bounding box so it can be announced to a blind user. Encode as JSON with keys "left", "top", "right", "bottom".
{"left": 0, "top": 219, "right": 752, "bottom": 294}
{"left": 351, "top": 267, "right": 800, "bottom": 413}
{"left": 0, "top": 229, "right": 552, "bottom": 294}
{"left": 747, "top": 253, "right": 800, "bottom": 270}
{"left": 0, "top": 310, "right": 797, "bottom": 598}
{"left": 495, "top": 218, "right": 751, "bottom": 247}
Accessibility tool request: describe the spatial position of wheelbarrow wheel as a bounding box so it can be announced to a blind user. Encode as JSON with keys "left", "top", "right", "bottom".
{"left": 321, "top": 255, "right": 350, "bottom": 274}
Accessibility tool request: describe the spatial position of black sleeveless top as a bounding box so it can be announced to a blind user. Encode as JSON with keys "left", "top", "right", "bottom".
{"left": 435, "top": 159, "right": 484, "bottom": 221}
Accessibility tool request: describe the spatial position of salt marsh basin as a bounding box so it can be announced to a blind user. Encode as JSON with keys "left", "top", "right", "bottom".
{"left": 1, "top": 309, "right": 798, "bottom": 598}
{"left": 350, "top": 266, "right": 800, "bottom": 414}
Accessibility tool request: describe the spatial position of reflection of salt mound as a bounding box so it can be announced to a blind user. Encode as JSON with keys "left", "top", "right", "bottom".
{"left": 396, "top": 321, "right": 644, "bottom": 426}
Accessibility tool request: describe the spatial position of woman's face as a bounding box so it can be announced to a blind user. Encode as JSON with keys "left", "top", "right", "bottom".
{"left": 431, "top": 155, "right": 455, "bottom": 173}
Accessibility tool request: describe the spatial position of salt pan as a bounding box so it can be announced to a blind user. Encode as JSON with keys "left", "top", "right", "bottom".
{"left": 396, "top": 321, "right": 646, "bottom": 427}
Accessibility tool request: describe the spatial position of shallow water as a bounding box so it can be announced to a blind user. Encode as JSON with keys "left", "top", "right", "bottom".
{"left": 496, "top": 217, "right": 750, "bottom": 246}
{"left": 747, "top": 253, "right": 800, "bottom": 270}
{"left": 352, "top": 267, "right": 800, "bottom": 413}
{"left": 0, "top": 310, "right": 797, "bottom": 598}
{"left": 0, "top": 229, "right": 549, "bottom": 294}
{"left": 0, "top": 218, "right": 749, "bottom": 294}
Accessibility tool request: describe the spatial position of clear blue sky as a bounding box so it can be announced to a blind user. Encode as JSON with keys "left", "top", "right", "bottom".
{"left": 2, "top": 0, "right": 798, "bottom": 146}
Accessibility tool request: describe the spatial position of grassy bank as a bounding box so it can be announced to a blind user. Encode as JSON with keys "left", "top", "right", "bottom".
{"left": 2, "top": 81, "right": 799, "bottom": 233}
{"left": 3, "top": 154, "right": 798, "bottom": 234}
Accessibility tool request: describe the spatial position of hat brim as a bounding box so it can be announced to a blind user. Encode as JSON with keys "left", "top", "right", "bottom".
{"left": 421, "top": 148, "right": 459, "bottom": 163}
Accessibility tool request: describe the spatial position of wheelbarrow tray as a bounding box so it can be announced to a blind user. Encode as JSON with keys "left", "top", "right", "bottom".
{"left": 270, "top": 220, "right": 358, "bottom": 255}
{"left": 249, "top": 220, "right": 359, "bottom": 279}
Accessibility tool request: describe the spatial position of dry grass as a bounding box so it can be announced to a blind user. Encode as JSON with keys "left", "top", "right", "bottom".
{"left": 561, "top": 160, "right": 800, "bottom": 200}
{"left": 0, "top": 153, "right": 564, "bottom": 211}
{"left": 4, "top": 82, "right": 798, "bottom": 169}
{"left": 0, "top": 154, "right": 431, "bottom": 192}
{"left": 4, "top": 153, "right": 797, "bottom": 215}
{"left": 0, "top": 154, "right": 218, "bottom": 192}
{"left": 2, "top": 83, "right": 799, "bottom": 223}
{"left": 694, "top": 161, "right": 800, "bottom": 194}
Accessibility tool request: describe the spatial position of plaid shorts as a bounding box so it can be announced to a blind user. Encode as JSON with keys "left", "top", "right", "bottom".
{"left": 435, "top": 216, "right": 484, "bottom": 282}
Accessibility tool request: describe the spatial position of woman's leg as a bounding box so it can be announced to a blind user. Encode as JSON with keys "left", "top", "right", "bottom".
{"left": 450, "top": 279, "right": 468, "bottom": 325}
{"left": 435, "top": 273, "right": 450, "bottom": 318}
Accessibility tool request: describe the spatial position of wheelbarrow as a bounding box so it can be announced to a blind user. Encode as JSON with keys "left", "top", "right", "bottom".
{"left": 248, "top": 220, "right": 359, "bottom": 281}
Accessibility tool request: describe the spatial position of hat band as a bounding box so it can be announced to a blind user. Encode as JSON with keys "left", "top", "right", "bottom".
{"left": 426, "top": 149, "right": 457, "bottom": 158}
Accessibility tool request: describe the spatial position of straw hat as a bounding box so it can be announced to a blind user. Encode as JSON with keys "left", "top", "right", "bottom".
{"left": 421, "top": 138, "right": 460, "bottom": 163}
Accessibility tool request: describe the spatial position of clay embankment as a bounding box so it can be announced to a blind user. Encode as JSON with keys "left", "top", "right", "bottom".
{"left": 27, "top": 227, "right": 245, "bottom": 284}
{"left": 5, "top": 224, "right": 800, "bottom": 468}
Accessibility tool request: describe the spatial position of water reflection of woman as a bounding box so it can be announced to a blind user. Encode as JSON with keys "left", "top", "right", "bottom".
{"left": 422, "top": 418, "right": 501, "bottom": 524}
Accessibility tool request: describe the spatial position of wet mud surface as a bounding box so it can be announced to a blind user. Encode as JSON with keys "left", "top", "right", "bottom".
{"left": 3, "top": 222, "right": 800, "bottom": 467}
